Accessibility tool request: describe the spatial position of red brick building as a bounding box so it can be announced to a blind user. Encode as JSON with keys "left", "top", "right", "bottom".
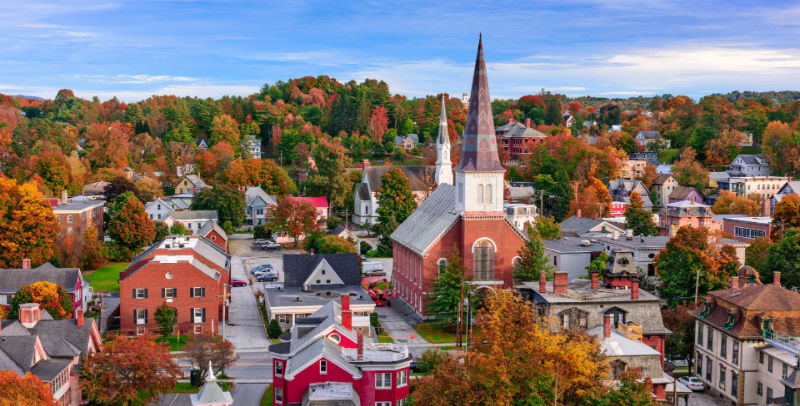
{"left": 119, "top": 236, "right": 230, "bottom": 335}
{"left": 197, "top": 220, "right": 229, "bottom": 252}
{"left": 722, "top": 216, "right": 771, "bottom": 242}
{"left": 51, "top": 198, "right": 104, "bottom": 241}
{"left": 390, "top": 38, "right": 527, "bottom": 317}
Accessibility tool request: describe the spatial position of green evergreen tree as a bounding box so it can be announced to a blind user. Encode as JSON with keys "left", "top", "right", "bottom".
{"left": 268, "top": 319, "right": 283, "bottom": 339}
{"left": 759, "top": 229, "right": 800, "bottom": 288}
{"left": 624, "top": 191, "right": 657, "bottom": 236}
{"left": 191, "top": 185, "right": 246, "bottom": 228}
{"left": 513, "top": 228, "right": 553, "bottom": 284}
{"left": 375, "top": 169, "right": 417, "bottom": 256}
{"left": 427, "top": 252, "right": 473, "bottom": 331}
{"left": 154, "top": 302, "right": 178, "bottom": 336}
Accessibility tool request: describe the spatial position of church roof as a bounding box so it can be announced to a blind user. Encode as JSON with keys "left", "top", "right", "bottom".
{"left": 362, "top": 166, "right": 431, "bottom": 193}
{"left": 454, "top": 36, "right": 504, "bottom": 172}
{"left": 390, "top": 184, "right": 459, "bottom": 256}
{"left": 437, "top": 96, "right": 449, "bottom": 145}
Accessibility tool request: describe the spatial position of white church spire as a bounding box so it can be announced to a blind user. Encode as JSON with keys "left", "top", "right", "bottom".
{"left": 435, "top": 96, "right": 453, "bottom": 186}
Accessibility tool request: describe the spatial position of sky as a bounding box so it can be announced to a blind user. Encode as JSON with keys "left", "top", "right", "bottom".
{"left": 1, "top": 0, "right": 799, "bottom": 102}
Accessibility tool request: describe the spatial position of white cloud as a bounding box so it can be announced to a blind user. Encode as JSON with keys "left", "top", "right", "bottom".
{"left": 114, "top": 74, "right": 198, "bottom": 84}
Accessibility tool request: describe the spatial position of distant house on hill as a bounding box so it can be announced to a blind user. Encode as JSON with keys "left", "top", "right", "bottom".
{"left": 635, "top": 131, "right": 669, "bottom": 149}
{"left": 394, "top": 134, "right": 419, "bottom": 150}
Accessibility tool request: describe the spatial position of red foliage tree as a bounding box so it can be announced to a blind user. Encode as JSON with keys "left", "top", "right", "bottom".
{"left": 0, "top": 370, "right": 58, "bottom": 406}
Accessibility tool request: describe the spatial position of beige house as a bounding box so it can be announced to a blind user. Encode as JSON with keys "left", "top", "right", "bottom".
{"left": 175, "top": 174, "right": 210, "bottom": 195}
{"left": 651, "top": 174, "right": 679, "bottom": 207}
{"left": 729, "top": 176, "right": 791, "bottom": 201}
{"left": 620, "top": 159, "right": 647, "bottom": 179}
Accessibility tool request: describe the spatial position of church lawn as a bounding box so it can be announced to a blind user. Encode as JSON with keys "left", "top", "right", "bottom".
{"left": 156, "top": 335, "right": 194, "bottom": 351}
{"left": 412, "top": 322, "right": 457, "bottom": 344}
{"left": 170, "top": 381, "right": 232, "bottom": 393}
{"left": 260, "top": 384, "right": 274, "bottom": 406}
{"left": 83, "top": 262, "right": 129, "bottom": 291}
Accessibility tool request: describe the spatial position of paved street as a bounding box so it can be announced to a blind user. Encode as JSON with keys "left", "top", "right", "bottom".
{"left": 686, "top": 390, "right": 729, "bottom": 406}
{"left": 224, "top": 257, "right": 270, "bottom": 351}
{"left": 151, "top": 382, "right": 268, "bottom": 406}
{"left": 374, "top": 302, "right": 430, "bottom": 358}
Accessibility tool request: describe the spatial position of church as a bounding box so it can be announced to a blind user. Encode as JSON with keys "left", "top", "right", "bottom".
{"left": 390, "top": 37, "right": 528, "bottom": 317}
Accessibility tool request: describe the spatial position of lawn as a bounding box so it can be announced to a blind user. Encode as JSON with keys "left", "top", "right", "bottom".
{"left": 84, "top": 262, "right": 129, "bottom": 291}
{"left": 377, "top": 331, "right": 394, "bottom": 343}
{"left": 260, "top": 384, "right": 274, "bottom": 406}
{"left": 170, "top": 381, "right": 232, "bottom": 393}
{"left": 413, "top": 321, "right": 458, "bottom": 344}
{"left": 156, "top": 335, "right": 194, "bottom": 351}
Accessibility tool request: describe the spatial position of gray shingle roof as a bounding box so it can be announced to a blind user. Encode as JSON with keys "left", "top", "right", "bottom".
{"left": 495, "top": 121, "right": 546, "bottom": 139}
{"left": 652, "top": 174, "right": 674, "bottom": 185}
{"left": 560, "top": 216, "right": 605, "bottom": 236}
{"left": 53, "top": 200, "right": 103, "bottom": 212}
{"left": 168, "top": 210, "right": 218, "bottom": 221}
{"left": 390, "top": 184, "right": 459, "bottom": 256}
{"left": 636, "top": 131, "right": 662, "bottom": 140}
{"left": 0, "top": 335, "right": 36, "bottom": 371}
{"left": 245, "top": 186, "right": 276, "bottom": 206}
{"left": 354, "top": 182, "right": 371, "bottom": 201}
{"left": 362, "top": 166, "right": 431, "bottom": 193}
{"left": 31, "top": 319, "right": 96, "bottom": 359}
{"left": 283, "top": 254, "right": 361, "bottom": 288}
{"left": 183, "top": 174, "right": 209, "bottom": 188}
{"left": 29, "top": 358, "right": 72, "bottom": 382}
{"left": 0, "top": 265, "right": 81, "bottom": 294}
{"left": 197, "top": 221, "right": 228, "bottom": 241}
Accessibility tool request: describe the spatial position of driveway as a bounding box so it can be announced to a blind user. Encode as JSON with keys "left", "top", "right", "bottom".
{"left": 224, "top": 257, "right": 270, "bottom": 351}
{"left": 374, "top": 303, "right": 430, "bottom": 358}
{"left": 686, "top": 391, "right": 729, "bottom": 406}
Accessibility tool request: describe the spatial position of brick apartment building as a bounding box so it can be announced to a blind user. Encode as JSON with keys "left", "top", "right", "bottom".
{"left": 119, "top": 236, "right": 230, "bottom": 335}
{"left": 722, "top": 216, "right": 772, "bottom": 242}
{"left": 51, "top": 197, "right": 104, "bottom": 241}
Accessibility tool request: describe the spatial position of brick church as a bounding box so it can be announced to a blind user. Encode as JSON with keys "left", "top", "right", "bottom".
{"left": 390, "top": 37, "right": 528, "bottom": 317}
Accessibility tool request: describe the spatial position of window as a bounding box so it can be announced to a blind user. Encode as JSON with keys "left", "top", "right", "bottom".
{"left": 437, "top": 258, "right": 447, "bottom": 276}
{"left": 320, "top": 360, "right": 327, "bottom": 375}
{"left": 486, "top": 184, "right": 492, "bottom": 204}
{"left": 398, "top": 370, "right": 408, "bottom": 387}
{"left": 194, "top": 325, "right": 203, "bottom": 334}
{"left": 734, "top": 226, "right": 766, "bottom": 240}
{"left": 720, "top": 335, "right": 727, "bottom": 359}
{"left": 275, "top": 387, "right": 283, "bottom": 404}
{"left": 719, "top": 365, "right": 726, "bottom": 390}
{"left": 473, "top": 240, "right": 494, "bottom": 281}
{"left": 767, "top": 387, "right": 773, "bottom": 400}
{"left": 376, "top": 402, "right": 391, "bottom": 406}
{"left": 559, "top": 308, "right": 589, "bottom": 330}
{"left": 157, "top": 204, "right": 161, "bottom": 210}
{"left": 275, "top": 361, "right": 283, "bottom": 377}
{"left": 731, "top": 372, "right": 738, "bottom": 395}
{"left": 190, "top": 287, "right": 206, "bottom": 297}
{"left": 192, "top": 308, "right": 205, "bottom": 323}
{"left": 398, "top": 399, "right": 408, "bottom": 406}
{"left": 610, "top": 359, "right": 627, "bottom": 379}
{"left": 759, "top": 351, "right": 764, "bottom": 364}
{"left": 277, "top": 314, "right": 289, "bottom": 323}
{"left": 375, "top": 372, "right": 392, "bottom": 389}
{"left": 696, "top": 352, "right": 703, "bottom": 377}
{"left": 67, "top": 215, "right": 73, "bottom": 223}
{"left": 768, "top": 356, "right": 773, "bottom": 373}
{"left": 783, "top": 363, "right": 789, "bottom": 379}
{"left": 732, "top": 340, "right": 739, "bottom": 365}
{"left": 477, "top": 184, "right": 484, "bottom": 204}
{"left": 707, "top": 328, "right": 713, "bottom": 351}
{"left": 605, "top": 307, "right": 627, "bottom": 328}
{"left": 757, "top": 382, "right": 763, "bottom": 396}
{"left": 162, "top": 288, "right": 176, "bottom": 299}
{"left": 134, "top": 309, "right": 147, "bottom": 325}
{"left": 705, "top": 357, "right": 712, "bottom": 381}
{"left": 136, "top": 325, "right": 146, "bottom": 335}
{"left": 697, "top": 323, "right": 703, "bottom": 345}
{"left": 133, "top": 288, "right": 148, "bottom": 299}
{"left": 329, "top": 333, "right": 341, "bottom": 344}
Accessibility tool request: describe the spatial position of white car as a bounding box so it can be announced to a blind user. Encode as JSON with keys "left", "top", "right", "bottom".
{"left": 678, "top": 376, "right": 705, "bottom": 391}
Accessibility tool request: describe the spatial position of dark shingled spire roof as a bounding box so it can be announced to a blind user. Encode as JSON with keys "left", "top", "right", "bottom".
{"left": 454, "top": 35, "right": 504, "bottom": 172}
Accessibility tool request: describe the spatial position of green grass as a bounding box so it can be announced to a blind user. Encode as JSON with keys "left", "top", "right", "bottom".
{"left": 413, "top": 322, "right": 458, "bottom": 344}
{"left": 440, "top": 345, "right": 456, "bottom": 350}
{"left": 260, "top": 384, "right": 274, "bottom": 406}
{"left": 658, "top": 148, "right": 680, "bottom": 164}
{"left": 270, "top": 338, "right": 282, "bottom": 344}
{"left": 365, "top": 249, "right": 390, "bottom": 258}
{"left": 366, "top": 281, "right": 392, "bottom": 291}
{"left": 156, "top": 335, "right": 194, "bottom": 351}
{"left": 84, "top": 262, "right": 129, "bottom": 291}
{"left": 170, "top": 381, "right": 232, "bottom": 393}
{"left": 377, "top": 331, "right": 394, "bottom": 343}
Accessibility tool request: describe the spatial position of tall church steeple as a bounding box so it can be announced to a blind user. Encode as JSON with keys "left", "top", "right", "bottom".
{"left": 435, "top": 96, "right": 453, "bottom": 185}
{"left": 454, "top": 35, "right": 505, "bottom": 214}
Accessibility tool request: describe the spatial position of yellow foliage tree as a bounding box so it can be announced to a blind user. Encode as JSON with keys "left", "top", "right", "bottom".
{"left": 0, "top": 177, "right": 60, "bottom": 268}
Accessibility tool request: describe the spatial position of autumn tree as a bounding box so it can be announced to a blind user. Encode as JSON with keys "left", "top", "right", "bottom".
{"left": 624, "top": 191, "right": 657, "bottom": 236}
{"left": 759, "top": 229, "right": 800, "bottom": 289}
{"left": 745, "top": 237, "right": 773, "bottom": 270}
{"left": 375, "top": 168, "right": 417, "bottom": 256}
{"left": 183, "top": 334, "right": 240, "bottom": 379}
{"left": 712, "top": 190, "right": 760, "bottom": 216}
{"left": 84, "top": 122, "right": 131, "bottom": 169}
{"left": 9, "top": 281, "right": 74, "bottom": 319}
{"left": 582, "top": 369, "right": 658, "bottom": 406}
{"left": 413, "top": 290, "right": 606, "bottom": 406}
{"left": 514, "top": 227, "right": 552, "bottom": 283}
{"left": 655, "top": 226, "right": 739, "bottom": 306}
{"left": 269, "top": 197, "right": 319, "bottom": 247}
{"left": 191, "top": 185, "right": 246, "bottom": 228}
{"left": 671, "top": 147, "right": 710, "bottom": 191}
{"left": 103, "top": 176, "right": 141, "bottom": 204}
{"left": 209, "top": 114, "right": 240, "bottom": 150}
{"left": 305, "top": 138, "right": 354, "bottom": 210}
{"left": 218, "top": 158, "right": 296, "bottom": 197}
{"left": 762, "top": 121, "right": 800, "bottom": 176}
{"left": 773, "top": 194, "right": 800, "bottom": 238}
{"left": 81, "top": 333, "right": 181, "bottom": 406}
{"left": 134, "top": 178, "right": 163, "bottom": 202}
{"left": 426, "top": 251, "right": 473, "bottom": 331}
{"left": 661, "top": 304, "right": 698, "bottom": 375}
{"left": 302, "top": 232, "right": 357, "bottom": 254}
{"left": 108, "top": 199, "right": 155, "bottom": 257}
{"left": 0, "top": 177, "right": 60, "bottom": 268}
{"left": 0, "top": 370, "right": 59, "bottom": 406}
{"left": 569, "top": 176, "right": 612, "bottom": 219}
{"left": 369, "top": 105, "right": 389, "bottom": 143}
{"left": 79, "top": 226, "right": 104, "bottom": 269}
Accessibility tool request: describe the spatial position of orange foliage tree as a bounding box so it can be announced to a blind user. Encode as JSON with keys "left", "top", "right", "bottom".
{"left": 0, "top": 370, "right": 58, "bottom": 406}
{"left": 762, "top": 121, "right": 800, "bottom": 176}
{"left": 672, "top": 147, "right": 709, "bottom": 191}
{"left": 412, "top": 290, "right": 607, "bottom": 405}
{"left": 0, "top": 177, "right": 60, "bottom": 268}
{"left": 569, "top": 177, "right": 612, "bottom": 218}
{"left": 9, "top": 281, "right": 73, "bottom": 319}
{"left": 712, "top": 190, "right": 760, "bottom": 216}
{"left": 268, "top": 198, "right": 320, "bottom": 247}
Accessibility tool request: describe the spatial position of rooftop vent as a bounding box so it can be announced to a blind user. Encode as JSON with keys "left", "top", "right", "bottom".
{"left": 581, "top": 240, "right": 591, "bottom": 246}
{"left": 295, "top": 296, "right": 302, "bottom": 302}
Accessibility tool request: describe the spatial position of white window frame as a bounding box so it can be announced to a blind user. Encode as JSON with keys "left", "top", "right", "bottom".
{"left": 191, "top": 287, "right": 205, "bottom": 297}
{"left": 67, "top": 215, "right": 73, "bottom": 223}
{"left": 193, "top": 308, "right": 204, "bottom": 323}
{"left": 397, "top": 369, "right": 408, "bottom": 387}
{"left": 375, "top": 372, "right": 392, "bottom": 389}
{"left": 275, "top": 387, "right": 283, "bottom": 404}
{"left": 275, "top": 360, "right": 283, "bottom": 377}
{"left": 320, "top": 359, "right": 327, "bottom": 375}
{"left": 194, "top": 325, "right": 203, "bottom": 334}
{"left": 136, "top": 325, "right": 146, "bottom": 335}
{"left": 164, "top": 288, "right": 175, "bottom": 299}
{"left": 135, "top": 288, "right": 147, "bottom": 299}
{"left": 135, "top": 309, "right": 146, "bottom": 325}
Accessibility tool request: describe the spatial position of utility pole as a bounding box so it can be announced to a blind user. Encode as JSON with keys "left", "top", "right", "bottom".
{"left": 456, "top": 281, "right": 463, "bottom": 348}
{"left": 218, "top": 285, "right": 231, "bottom": 339}
{"left": 695, "top": 266, "right": 701, "bottom": 305}
{"left": 539, "top": 189, "right": 544, "bottom": 219}
{"left": 465, "top": 293, "right": 471, "bottom": 350}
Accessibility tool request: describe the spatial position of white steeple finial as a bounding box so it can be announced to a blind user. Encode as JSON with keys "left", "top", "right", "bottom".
{"left": 206, "top": 361, "right": 216, "bottom": 382}
{"left": 435, "top": 95, "right": 453, "bottom": 186}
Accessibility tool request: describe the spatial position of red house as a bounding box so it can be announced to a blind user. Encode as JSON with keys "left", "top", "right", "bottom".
{"left": 269, "top": 295, "right": 412, "bottom": 406}
{"left": 119, "top": 236, "right": 230, "bottom": 335}
{"left": 288, "top": 196, "right": 329, "bottom": 221}
{"left": 390, "top": 37, "right": 527, "bottom": 317}
{"left": 197, "top": 220, "right": 229, "bottom": 252}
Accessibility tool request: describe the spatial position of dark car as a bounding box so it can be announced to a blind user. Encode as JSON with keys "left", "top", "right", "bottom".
{"left": 257, "top": 274, "right": 278, "bottom": 282}
{"left": 230, "top": 279, "right": 247, "bottom": 287}
{"left": 409, "top": 359, "right": 419, "bottom": 373}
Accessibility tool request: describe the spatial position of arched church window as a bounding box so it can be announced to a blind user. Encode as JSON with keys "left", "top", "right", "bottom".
{"left": 477, "top": 184, "right": 484, "bottom": 204}
{"left": 473, "top": 239, "right": 494, "bottom": 281}
{"left": 486, "top": 184, "right": 492, "bottom": 204}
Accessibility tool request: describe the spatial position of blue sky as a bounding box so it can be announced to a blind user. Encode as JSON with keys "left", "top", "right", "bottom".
{"left": 1, "top": 0, "right": 799, "bottom": 102}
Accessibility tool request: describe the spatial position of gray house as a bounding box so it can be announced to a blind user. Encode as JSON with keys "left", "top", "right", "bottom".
{"left": 727, "top": 154, "right": 771, "bottom": 177}
{"left": 544, "top": 237, "right": 605, "bottom": 280}
{"left": 245, "top": 186, "right": 277, "bottom": 226}
{"left": 770, "top": 180, "right": 800, "bottom": 215}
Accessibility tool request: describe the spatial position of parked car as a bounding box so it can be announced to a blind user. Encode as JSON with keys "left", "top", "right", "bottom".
{"left": 678, "top": 376, "right": 705, "bottom": 391}
{"left": 230, "top": 279, "right": 247, "bottom": 287}
{"left": 262, "top": 241, "right": 282, "bottom": 251}
{"left": 362, "top": 261, "right": 385, "bottom": 276}
{"left": 250, "top": 264, "right": 273, "bottom": 275}
{"left": 257, "top": 274, "right": 278, "bottom": 282}
{"left": 253, "top": 239, "right": 269, "bottom": 245}
{"left": 409, "top": 359, "right": 419, "bottom": 373}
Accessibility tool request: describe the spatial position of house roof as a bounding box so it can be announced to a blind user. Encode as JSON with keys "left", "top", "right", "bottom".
{"left": 167, "top": 210, "right": 218, "bottom": 221}
{"left": 245, "top": 186, "right": 276, "bottom": 206}
{"left": 181, "top": 174, "right": 209, "bottom": 188}
{"left": 635, "top": 131, "right": 662, "bottom": 140}
{"left": 694, "top": 283, "right": 800, "bottom": 338}
{"left": 197, "top": 221, "right": 228, "bottom": 240}
{"left": 560, "top": 216, "right": 624, "bottom": 237}
{"left": 668, "top": 186, "right": 700, "bottom": 200}
{"left": 0, "top": 264, "right": 81, "bottom": 294}
{"left": 52, "top": 200, "right": 103, "bottom": 212}
{"left": 587, "top": 326, "right": 661, "bottom": 357}
{"left": 390, "top": 184, "right": 460, "bottom": 256}
{"left": 652, "top": 174, "right": 674, "bottom": 186}
{"left": 354, "top": 182, "right": 371, "bottom": 201}
{"left": 122, "top": 236, "right": 229, "bottom": 281}
{"left": 288, "top": 196, "right": 328, "bottom": 209}
{"left": 734, "top": 154, "right": 768, "bottom": 166}
{"left": 362, "top": 165, "right": 431, "bottom": 193}
{"left": 495, "top": 121, "right": 546, "bottom": 139}
{"left": 190, "top": 365, "right": 233, "bottom": 405}
{"left": 283, "top": 254, "right": 361, "bottom": 288}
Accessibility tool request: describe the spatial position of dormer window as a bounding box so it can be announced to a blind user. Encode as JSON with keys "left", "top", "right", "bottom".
{"left": 723, "top": 310, "right": 737, "bottom": 331}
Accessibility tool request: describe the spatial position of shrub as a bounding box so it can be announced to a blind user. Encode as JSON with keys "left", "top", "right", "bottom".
{"left": 268, "top": 319, "right": 283, "bottom": 339}
{"left": 254, "top": 225, "right": 272, "bottom": 239}
{"left": 416, "top": 348, "right": 449, "bottom": 374}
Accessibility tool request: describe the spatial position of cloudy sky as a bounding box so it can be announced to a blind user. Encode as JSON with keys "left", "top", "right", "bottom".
{"left": 1, "top": 0, "right": 799, "bottom": 102}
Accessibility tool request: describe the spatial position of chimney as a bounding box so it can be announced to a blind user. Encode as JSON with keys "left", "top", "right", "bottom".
{"left": 357, "top": 330, "right": 364, "bottom": 360}
{"left": 539, "top": 270, "right": 546, "bottom": 293}
{"left": 730, "top": 277, "right": 739, "bottom": 290}
{"left": 362, "top": 159, "right": 370, "bottom": 168}
{"left": 691, "top": 196, "right": 696, "bottom": 204}
{"left": 61, "top": 190, "right": 68, "bottom": 204}
{"left": 631, "top": 280, "right": 639, "bottom": 300}
{"left": 593, "top": 212, "right": 599, "bottom": 221}
{"left": 626, "top": 229, "right": 633, "bottom": 240}
{"left": 77, "top": 309, "right": 84, "bottom": 327}
{"left": 525, "top": 118, "right": 531, "bottom": 128}
{"left": 576, "top": 209, "right": 582, "bottom": 218}
{"left": 22, "top": 258, "right": 31, "bottom": 269}
{"left": 774, "top": 272, "right": 781, "bottom": 288}
{"left": 553, "top": 271, "right": 568, "bottom": 295}
{"left": 762, "top": 199, "right": 770, "bottom": 217}
{"left": 341, "top": 294, "right": 352, "bottom": 330}
{"left": 19, "top": 303, "right": 41, "bottom": 328}
{"left": 591, "top": 272, "right": 599, "bottom": 290}
{"left": 603, "top": 314, "right": 611, "bottom": 338}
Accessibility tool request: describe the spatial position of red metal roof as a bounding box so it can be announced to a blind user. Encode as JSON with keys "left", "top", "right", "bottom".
{"left": 290, "top": 196, "right": 328, "bottom": 208}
